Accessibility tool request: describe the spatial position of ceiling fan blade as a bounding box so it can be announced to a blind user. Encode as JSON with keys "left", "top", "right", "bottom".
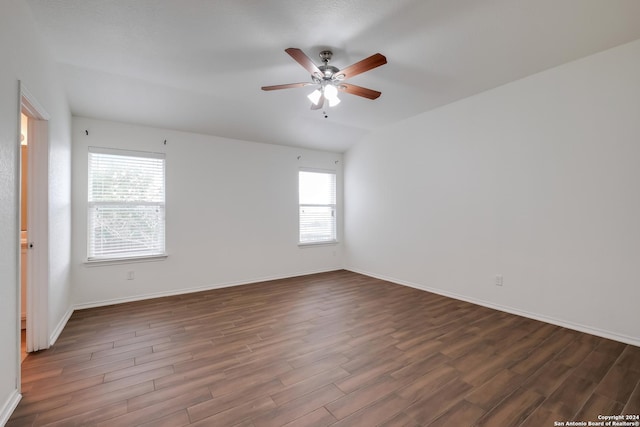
{"left": 310, "top": 94, "right": 325, "bottom": 110}
{"left": 285, "top": 48, "right": 322, "bottom": 77}
{"left": 338, "top": 83, "right": 382, "bottom": 100}
{"left": 261, "top": 83, "right": 311, "bottom": 91}
{"left": 336, "top": 53, "right": 387, "bottom": 80}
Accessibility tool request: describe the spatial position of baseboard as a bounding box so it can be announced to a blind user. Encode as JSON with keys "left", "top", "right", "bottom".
{"left": 346, "top": 267, "right": 640, "bottom": 347}
{"left": 74, "top": 268, "right": 342, "bottom": 311}
{"left": 0, "top": 389, "right": 21, "bottom": 427}
{"left": 50, "top": 306, "right": 74, "bottom": 346}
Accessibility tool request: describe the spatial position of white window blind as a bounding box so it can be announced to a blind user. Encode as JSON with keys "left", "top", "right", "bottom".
{"left": 299, "top": 169, "right": 337, "bottom": 244}
{"left": 88, "top": 147, "right": 166, "bottom": 260}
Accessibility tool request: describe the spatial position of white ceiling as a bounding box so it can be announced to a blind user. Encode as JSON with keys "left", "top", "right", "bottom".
{"left": 26, "top": 0, "right": 640, "bottom": 152}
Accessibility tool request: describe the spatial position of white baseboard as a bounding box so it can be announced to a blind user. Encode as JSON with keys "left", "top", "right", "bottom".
{"left": 346, "top": 267, "right": 640, "bottom": 347}
{"left": 73, "top": 268, "right": 342, "bottom": 311}
{"left": 50, "top": 306, "right": 74, "bottom": 346}
{"left": 0, "top": 389, "right": 21, "bottom": 427}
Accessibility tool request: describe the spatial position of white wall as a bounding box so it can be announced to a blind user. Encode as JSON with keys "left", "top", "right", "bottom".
{"left": 345, "top": 39, "right": 640, "bottom": 345}
{"left": 71, "top": 117, "right": 343, "bottom": 306}
{"left": 0, "top": 0, "right": 72, "bottom": 423}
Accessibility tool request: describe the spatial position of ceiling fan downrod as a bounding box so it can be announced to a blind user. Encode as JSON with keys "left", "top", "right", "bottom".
{"left": 314, "top": 50, "right": 341, "bottom": 83}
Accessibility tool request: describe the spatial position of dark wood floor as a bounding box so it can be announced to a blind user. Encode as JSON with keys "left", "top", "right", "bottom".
{"left": 9, "top": 270, "right": 640, "bottom": 426}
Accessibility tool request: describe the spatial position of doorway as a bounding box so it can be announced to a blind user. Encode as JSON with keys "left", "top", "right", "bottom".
{"left": 19, "top": 112, "right": 29, "bottom": 363}
{"left": 18, "top": 82, "right": 50, "bottom": 375}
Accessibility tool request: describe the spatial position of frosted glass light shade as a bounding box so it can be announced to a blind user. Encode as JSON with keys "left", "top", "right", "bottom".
{"left": 324, "top": 84, "right": 338, "bottom": 100}
{"left": 307, "top": 89, "right": 322, "bottom": 105}
{"left": 328, "top": 97, "right": 340, "bottom": 107}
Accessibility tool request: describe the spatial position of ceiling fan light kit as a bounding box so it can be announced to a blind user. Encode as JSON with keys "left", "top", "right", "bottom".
{"left": 262, "top": 48, "right": 387, "bottom": 112}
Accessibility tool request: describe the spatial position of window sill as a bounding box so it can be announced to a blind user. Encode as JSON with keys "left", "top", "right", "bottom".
{"left": 84, "top": 254, "right": 168, "bottom": 267}
{"left": 298, "top": 241, "right": 339, "bottom": 248}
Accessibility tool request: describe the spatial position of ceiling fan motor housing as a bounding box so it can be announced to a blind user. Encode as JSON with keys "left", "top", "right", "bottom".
{"left": 314, "top": 65, "right": 340, "bottom": 83}
{"left": 312, "top": 51, "right": 343, "bottom": 83}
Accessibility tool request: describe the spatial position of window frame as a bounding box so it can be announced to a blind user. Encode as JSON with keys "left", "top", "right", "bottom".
{"left": 86, "top": 146, "right": 167, "bottom": 263}
{"left": 298, "top": 168, "right": 338, "bottom": 246}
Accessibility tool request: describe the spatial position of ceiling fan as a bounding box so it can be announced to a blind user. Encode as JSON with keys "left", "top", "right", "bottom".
{"left": 261, "top": 48, "right": 387, "bottom": 110}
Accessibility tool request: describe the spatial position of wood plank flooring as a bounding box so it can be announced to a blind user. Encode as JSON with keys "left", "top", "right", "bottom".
{"left": 9, "top": 270, "right": 640, "bottom": 426}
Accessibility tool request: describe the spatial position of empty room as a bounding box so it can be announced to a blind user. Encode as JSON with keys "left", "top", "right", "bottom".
{"left": 1, "top": 0, "right": 640, "bottom": 426}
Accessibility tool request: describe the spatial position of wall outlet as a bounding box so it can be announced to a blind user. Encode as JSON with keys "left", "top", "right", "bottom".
{"left": 127, "top": 271, "right": 135, "bottom": 280}
{"left": 495, "top": 274, "right": 503, "bottom": 286}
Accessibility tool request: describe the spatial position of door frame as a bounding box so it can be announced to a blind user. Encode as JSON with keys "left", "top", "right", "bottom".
{"left": 18, "top": 82, "right": 50, "bottom": 367}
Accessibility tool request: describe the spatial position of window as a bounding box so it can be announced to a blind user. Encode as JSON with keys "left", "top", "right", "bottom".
{"left": 299, "top": 169, "right": 337, "bottom": 244}
{"left": 88, "top": 147, "right": 166, "bottom": 261}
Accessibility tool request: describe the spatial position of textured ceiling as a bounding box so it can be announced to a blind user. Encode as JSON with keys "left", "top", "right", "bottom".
{"left": 26, "top": 0, "right": 640, "bottom": 152}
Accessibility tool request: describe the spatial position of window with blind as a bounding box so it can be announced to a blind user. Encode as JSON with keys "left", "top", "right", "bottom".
{"left": 299, "top": 169, "right": 337, "bottom": 244}
{"left": 87, "top": 147, "right": 166, "bottom": 261}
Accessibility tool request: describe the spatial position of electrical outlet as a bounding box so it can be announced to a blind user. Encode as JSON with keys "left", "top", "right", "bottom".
{"left": 127, "top": 271, "right": 135, "bottom": 280}
{"left": 495, "top": 274, "right": 503, "bottom": 286}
